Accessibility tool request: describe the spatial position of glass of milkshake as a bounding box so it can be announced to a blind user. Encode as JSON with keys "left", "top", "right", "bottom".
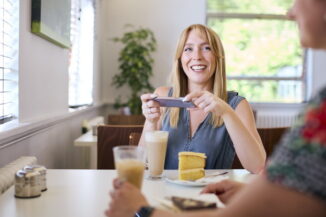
{"left": 113, "top": 146, "right": 145, "bottom": 189}
{"left": 145, "top": 131, "right": 168, "bottom": 180}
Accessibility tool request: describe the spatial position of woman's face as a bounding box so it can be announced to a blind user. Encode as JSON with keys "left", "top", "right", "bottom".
{"left": 180, "top": 29, "right": 216, "bottom": 87}
{"left": 288, "top": 0, "right": 326, "bottom": 49}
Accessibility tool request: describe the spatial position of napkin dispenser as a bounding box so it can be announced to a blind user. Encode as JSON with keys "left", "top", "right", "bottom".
{"left": 15, "top": 169, "right": 42, "bottom": 198}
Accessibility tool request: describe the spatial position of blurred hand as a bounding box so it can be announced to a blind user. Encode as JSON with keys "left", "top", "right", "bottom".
{"left": 200, "top": 180, "right": 245, "bottom": 204}
{"left": 105, "top": 179, "right": 149, "bottom": 217}
{"left": 184, "top": 91, "right": 229, "bottom": 116}
{"left": 141, "top": 93, "right": 161, "bottom": 123}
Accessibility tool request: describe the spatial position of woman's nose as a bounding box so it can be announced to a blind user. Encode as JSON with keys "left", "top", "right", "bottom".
{"left": 192, "top": 48, "right": 203, "bottom": 60}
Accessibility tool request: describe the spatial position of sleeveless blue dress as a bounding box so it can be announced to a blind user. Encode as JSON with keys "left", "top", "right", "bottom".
{"left": 162, "top": 90, "right": 245, "bottom": 169}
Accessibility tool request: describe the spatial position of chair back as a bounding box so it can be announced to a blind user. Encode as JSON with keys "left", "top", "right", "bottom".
{"left": 129, "top": 132, "right": 142, "bottom": 146}
{"left": 97, "top": 125, "right": 143, "bottom": 169}
{"left": 232, "top": 127, "right": 289, "bottom": 169}
{"left": 107, "top": 114, "right": 145, "bottom": 125}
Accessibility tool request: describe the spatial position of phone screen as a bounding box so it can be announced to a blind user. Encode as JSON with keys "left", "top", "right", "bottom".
{"left": 153, "top": 97, "right": 195, "bottom": 108}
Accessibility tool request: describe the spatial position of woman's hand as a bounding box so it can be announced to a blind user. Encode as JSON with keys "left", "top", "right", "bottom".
{"left": 184, "top": 91, "right": 229, "bottom": 116}
{"left": 105, "top": 179, "right": 149, "bottom": 217}
{"left": 141, "top": 93, "right": 161, "bottom": 123}
{"left": 201, "top": 180, "right": 245, "bottom": 204}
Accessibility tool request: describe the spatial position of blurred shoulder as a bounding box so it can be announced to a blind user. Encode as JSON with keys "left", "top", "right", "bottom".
{"left": 154, "top": 86, "right": 171, "bottom": 96}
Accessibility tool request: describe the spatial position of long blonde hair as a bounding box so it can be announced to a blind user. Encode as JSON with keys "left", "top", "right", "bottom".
{"left": 168, "top": 24, "right": 227, "bottom": 128}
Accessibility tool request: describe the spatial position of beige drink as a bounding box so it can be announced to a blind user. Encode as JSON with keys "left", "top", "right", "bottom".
{"left": 113, "top": 146, "right": 145, "bottom": 189}
{"left": 145, "top": 131, "right": 169, "bottom": 179}
{"left": 116, "top": 159, "right": 144, "bottom": 189}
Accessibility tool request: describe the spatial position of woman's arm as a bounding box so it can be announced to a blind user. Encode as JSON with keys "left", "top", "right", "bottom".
{"left": 184, "top": 91, "right": 265, "bottom": 173}
{"left": 222, "top": 99, "right": 266, "bottom": 173}
{"left": 138, "top": 86, "right": 170, "bottom": 146}
{"left": 106, "top": 175, "right": 326, "bottom": 217}
{"left": 150, "top": 176, "right": 326, "bottom": 217}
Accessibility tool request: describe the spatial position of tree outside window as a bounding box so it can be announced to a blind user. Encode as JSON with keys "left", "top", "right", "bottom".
{"left": 207, "top": 0, "right": 303, "bottom": 103}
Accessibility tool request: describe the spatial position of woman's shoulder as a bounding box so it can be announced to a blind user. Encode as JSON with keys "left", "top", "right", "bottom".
{"left": 227, "top": 90, "right": 244, "bottom": 98}
{"left": 154, "top": 86, "right": 171, "bottom": 96}
{"left": 227, "top": 91, "right": 245, "bottom": 104}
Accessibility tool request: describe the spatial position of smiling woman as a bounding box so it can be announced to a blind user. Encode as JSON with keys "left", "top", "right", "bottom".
{"left": 106, "top": 1, "right": 326, "bottom": 216}
{"left": 138, "top": 24, "right": 266, "bottom": 173}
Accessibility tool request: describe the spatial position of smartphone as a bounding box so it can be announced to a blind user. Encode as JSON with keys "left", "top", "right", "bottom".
{"left": 152, "top": 96, "right": 195, "bottom": 108}
{"left": 171, "top": 196, "right": 217, "bottom": 210}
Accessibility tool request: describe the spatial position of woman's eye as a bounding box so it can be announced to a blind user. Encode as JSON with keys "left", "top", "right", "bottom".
{"left": 203, "top": 46, "right": 211, "bottom": 51}
{"left": 184, "top": 47, "right": 192, "bottom": 52}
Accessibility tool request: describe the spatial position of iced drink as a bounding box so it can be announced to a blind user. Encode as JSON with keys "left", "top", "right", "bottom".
{"left": 113, "top": 146, "right": 145, "bottom": 189}
{"left": 145, "top": 131, "right": 168, "bottom": 179}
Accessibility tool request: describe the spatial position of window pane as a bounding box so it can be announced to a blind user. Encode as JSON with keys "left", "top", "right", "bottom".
{"left": 69, "top": 0, "right": 94, "bottom": 106}
{"left": 0, "top": 0, "right": 19, "bottom": 121}
{"left": 228, "top": 80, "right": 303, "bottom": 102}
{"left": 207, "top": 0, "right": 292, "bottom": 14}
{"left": 208, "top": 19, "right": 302, "bottom": 77}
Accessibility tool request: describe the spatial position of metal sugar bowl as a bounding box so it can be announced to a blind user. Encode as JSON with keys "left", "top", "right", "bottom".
{"left": 15, "top": 169, "right": 42, "bottom": 198}
{"left": 23, "top": 165, "right": 47, "bottom": 192}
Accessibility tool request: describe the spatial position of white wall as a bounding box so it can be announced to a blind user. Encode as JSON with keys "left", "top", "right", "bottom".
{"left": 0, "top": 0, "right": 105, "bottom": 168}
{"left": 100, "top": 0, "right": 205, "bottom": 103}
{"left": 0, "top": 108, "right": 105, "bottom": 168}
{"left": 19, "top": 0, "right": 103, "bottom": 122}
{"left": 19, "top": 0, "right": 69, "bottom": 122}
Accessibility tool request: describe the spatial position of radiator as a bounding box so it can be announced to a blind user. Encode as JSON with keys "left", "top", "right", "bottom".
{"left": 256, "top": 112, "right": 300, "bottom": 128}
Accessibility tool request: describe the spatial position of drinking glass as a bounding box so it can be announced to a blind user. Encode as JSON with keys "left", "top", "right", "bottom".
{"left": 145, "top": 131, "right": 169, "bottom": 180}
{"left": 113, "top": 146, "right": 145, "bottom": 189}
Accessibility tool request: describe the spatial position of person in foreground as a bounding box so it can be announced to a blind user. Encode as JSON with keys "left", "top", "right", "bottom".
{"left": 139, "top": 23, "right": 265, "bottom": 173}
{"left": 106, "top": 0, "right": 326, "bottom": 217}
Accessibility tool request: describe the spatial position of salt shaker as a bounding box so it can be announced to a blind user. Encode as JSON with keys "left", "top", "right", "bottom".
{"left": 24, "top": 165, "right": 47, "bottom": 191}
{"left": 15, "top": 169, "right": 42, "bottom": 198}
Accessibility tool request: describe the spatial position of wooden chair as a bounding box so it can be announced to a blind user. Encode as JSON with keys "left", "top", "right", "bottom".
{"left": 232, "top": 127, "right": 289, "bottom": 169}
{"left": 97, "top": 125, "right": 144, "bottom": 169}
{"left": 129, "top": 132, "right": 142, "bottom": 146}
{"left": 107, "top": 114, "right": 145, "bottom": 125}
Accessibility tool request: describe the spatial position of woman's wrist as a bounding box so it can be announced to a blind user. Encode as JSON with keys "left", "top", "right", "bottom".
{"left": 218, "top": 103, "right": 233, "bottom": 119}
{"left": 144, "top": 120, "right": 159, "bottom": 131}
{"left": 146, "top": 119, "right": 158, "bottom": 127}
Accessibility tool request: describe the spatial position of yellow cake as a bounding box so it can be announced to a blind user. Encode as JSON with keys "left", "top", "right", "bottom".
{"left": 178, "top": 152, "right": 206, "bottom": 170}
{"left": 178, "top": 168, "right": 205, "bottom": 181}
{"left": 178, "top": 152, "right": 206, "bottom": 181}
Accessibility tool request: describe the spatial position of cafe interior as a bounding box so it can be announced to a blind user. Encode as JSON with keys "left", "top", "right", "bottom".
{"left": 0, "top": 0, "right": 325, "bottom": 216}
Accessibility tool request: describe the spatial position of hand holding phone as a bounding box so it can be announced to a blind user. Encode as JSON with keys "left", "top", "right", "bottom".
{"left": 152, "top": 96, "right": 195, "bottom": 108}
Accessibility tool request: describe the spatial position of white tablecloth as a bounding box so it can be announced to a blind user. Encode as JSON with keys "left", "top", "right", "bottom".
{"left": 0, "top": 169, "right": 255, "bottom": 217}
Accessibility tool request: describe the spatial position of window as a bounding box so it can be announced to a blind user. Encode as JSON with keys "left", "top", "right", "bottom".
{"left": 69, "top": 0, "right": 95, "bottom": 107}
{"left": 206, "top": 0, "right": 304, "bottom": 103}
{"left": 0, "top": 0, "right": 19, "bottom": 124}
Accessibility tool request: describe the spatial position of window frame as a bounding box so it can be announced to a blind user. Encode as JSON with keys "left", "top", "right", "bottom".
{"left": 206, "top": 5, "right": 307, "bottom": 104}
{"left": 69, "top": 0, "right": 95, "bottom": 108}
{"left": 0, "top": 0, "right": 19, "bottom": 124}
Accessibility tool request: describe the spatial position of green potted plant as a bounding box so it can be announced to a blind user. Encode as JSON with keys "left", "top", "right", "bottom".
{"left": 112, "top": 25, "right": 157, "bottom": 115}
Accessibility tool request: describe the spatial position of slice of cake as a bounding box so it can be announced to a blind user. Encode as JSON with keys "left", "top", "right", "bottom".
{"left": 178, "top": 152, "right": 206, "bottom": 181}
{"left": 178, "top": 152, "right": 206, "bottom": 170}
{"left": 178, "top": 168, "right": 205, "bottom": 181}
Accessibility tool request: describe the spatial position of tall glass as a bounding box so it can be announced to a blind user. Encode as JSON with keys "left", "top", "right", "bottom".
{"left": 113, "top": 146, "right": 145, "bottom": 189}
{"left": 145, "top": 131, "right": 169, "bottom": 180}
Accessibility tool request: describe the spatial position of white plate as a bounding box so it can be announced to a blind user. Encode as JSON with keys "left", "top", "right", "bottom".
{"left": 165, "top": 172, "right": 229, "bottom": 187}
{"left": 165, "top": 176, "right": 210, "bottom": 187}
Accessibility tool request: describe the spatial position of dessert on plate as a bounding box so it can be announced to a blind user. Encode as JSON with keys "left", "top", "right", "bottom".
{"left": 178, "top": 152, "right": 206, "bottom": 181}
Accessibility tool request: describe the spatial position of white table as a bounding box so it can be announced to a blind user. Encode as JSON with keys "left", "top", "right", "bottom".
{"left": 0, "top": 169, "right": 255, "bottom": 217}
{"left": 74, "top": 131, "right": 97, "bottom": 169}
